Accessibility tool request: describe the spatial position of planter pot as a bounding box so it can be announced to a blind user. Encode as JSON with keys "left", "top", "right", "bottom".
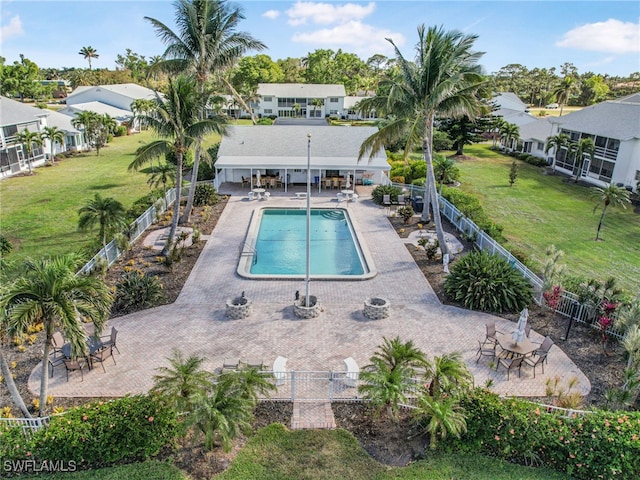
{"left": 293, "top": 295, "right": 321, "bottom": 319}
{"left": 363, "top": 297, "right": 390, "bottom": 320}
{"left": 226, "top": 297, "right": 252, "bottom": 319}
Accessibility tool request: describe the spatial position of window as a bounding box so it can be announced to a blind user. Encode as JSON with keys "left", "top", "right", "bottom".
{"left": 264, "top": 109, "right": 272, "bottom": 114}
{"left": 263, "top": 96, "right": 273, "bottom": 102}
{"left": 537, "top": 142, "right": 544, "bottom": 151}
{"left": 329, "top": 97, "right": 339, "bottom": 103}
{"left": 329, "top": 110, "right": 338, "bottom": 115}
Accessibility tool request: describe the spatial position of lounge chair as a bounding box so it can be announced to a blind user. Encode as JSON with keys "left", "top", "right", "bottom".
{"left": 223, "top": 358, "right": 240, "bottom": 371}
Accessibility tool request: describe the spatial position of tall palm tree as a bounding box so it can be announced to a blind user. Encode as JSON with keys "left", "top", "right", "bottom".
{"left": 0, "top": 255, "right": 112, "bottom": 416}
{"left": 151, "top": 349, "right": 214, "bottom": 412}
{"left": 544, "top": 133, "right": 570, "bottom": 171}
{"left": 15, "top": 129, "right": 43, "bottom": 174}
{"left": 147, "top": 161, "right": 177, "bottom": 196}
{"left": 145, "top": 0, "right": 264, "bottom": 224}
{"left": 592, "top": 184, "right": 631, "bottom": 241}
{"left": 41, "top": 126, "right": 65, "bottom": 164}
{"left": 78, "top": 193, "right": 129, "bottom": 249}
{"left": 569, "top": 137, "right": 595, "bottom": 183}
{"left": 553, "top": 76, "right": 576, "bottom": 116}
{"left": 72, "top": 110, "right": 100, "bottom": 152}
{"left": 357, "top": 25, "right": 485, "bottom": 262}
{"left": 128, "top": 75, "right": 225, "bottom": 255}
{"left": 498, "top": 122, "right": 519, "bottom": 151}
{"left": 490, "top": 117, "right": 507, "bottom": 148}
{"left": 78, "top": 46, "right": 99, "bottom": 69}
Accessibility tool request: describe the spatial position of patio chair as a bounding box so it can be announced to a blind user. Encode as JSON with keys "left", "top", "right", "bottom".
{"left": 337, "top": 193, "right": 344, "bottom": 204}
{"left": 382, "top": 194, "right": 391, "bottom": 213}
{"left": 351, "top": 194, "right": 359, "bottom": 202}
{"left": 476, "top": 340, "right": 496, "bottom": 363}
{"left": 497, "top": 355, "right": 524, "bottom": 380}
{"left": 51, "top": 331, "right": 65, "bottom": 354}
{"left": 241, "top": 176, "right": 249, "bottom": 188}
{"left": 523, "top": 352, "right": 547, "bottom": 378}
{"left": 48, "top": 351, "right": 66, "bottom": 378}
{"left": 332, "top": 178, "right": 340, "bottom": 189}
{"left": 63, "top": 357, "right": 87, "bottom": 382}
{"left": 484, "top": 321, "right": 500, "bottom": 346}
{"left": 244, "top": 359, "right": 265, "bottom": 370}
{"left": 323, "top": 178, "right": 332, "bottom": 190}
{"left": 247, "top": 191, "right": 255, "bottom": 201}
{"left": 223, "top": 358, "right": 240, "bottom": 371}
{"left": 533, "top": 336, "right": 554, "bottom": 363}
{"left": 100, "top": 326, "right": 120, "bottom": 354}
{"left": 90, "top": 345, "right": 116, "bottom": 373}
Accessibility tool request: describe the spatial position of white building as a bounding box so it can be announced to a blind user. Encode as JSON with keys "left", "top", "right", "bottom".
{"left": 256, "top": 83, "right": 346, "bottom": 119}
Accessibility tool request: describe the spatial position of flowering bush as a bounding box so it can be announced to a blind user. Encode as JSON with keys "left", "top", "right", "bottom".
{"left": 447, "top": 389, "right": 640, "bottom": 479}
{"left": 543, "top": 285, "right": 563, "bottom": 311}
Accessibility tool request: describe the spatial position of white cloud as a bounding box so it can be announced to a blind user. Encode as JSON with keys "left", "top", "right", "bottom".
{"left": 1, "top": 15, "right": 24, "bottom": 39}
{"left": 556, "top": 19, "right": 640, "bottom": 53}
{"left": 286, "top": 1, "right": 376, "bottom": 26}
{"left": 292, "top": 20, "right": 405, "bottom": 57}
{"left": 262, "top": 9, "right": 280, "bottom": 20}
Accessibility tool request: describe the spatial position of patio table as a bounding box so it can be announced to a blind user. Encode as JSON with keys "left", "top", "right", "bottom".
{"left": 495, "top": 332, "right": 537, "bottom": 358}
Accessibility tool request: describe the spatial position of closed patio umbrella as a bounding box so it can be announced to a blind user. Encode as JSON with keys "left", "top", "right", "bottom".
{"left": 512, "top": 307, "right": 529, "bottom": 344}
{"left": 255, "top": 170, "right": 261, "bottom": 188}
{"left": 345, "top": 173, "right": 351, "bottom": 189}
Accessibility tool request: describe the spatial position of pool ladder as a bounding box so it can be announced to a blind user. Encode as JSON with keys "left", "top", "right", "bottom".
{"left": 239, "top": 241, "right": 258, "bottom": 265}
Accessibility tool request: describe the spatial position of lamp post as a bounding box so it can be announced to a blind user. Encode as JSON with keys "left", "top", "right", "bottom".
{"left": 563, "top": 300, "right": 580, "bottom": 341}
{"left": 305, "top": 133, "right": 311, "bottom": 307}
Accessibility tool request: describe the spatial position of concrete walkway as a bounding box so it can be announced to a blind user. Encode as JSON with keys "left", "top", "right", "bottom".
{"left": 30, "top": 189, "right": 590, "bottom": 400}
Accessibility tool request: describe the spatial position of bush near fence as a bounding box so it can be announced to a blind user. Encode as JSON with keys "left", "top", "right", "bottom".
{"left": 446, "top": 388, "right": 640, "bottom": 480}
{"left": 0, "top": 395, "right": 178, "bottom": 469}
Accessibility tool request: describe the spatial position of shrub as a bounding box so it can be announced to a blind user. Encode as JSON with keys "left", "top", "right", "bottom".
{"left": 371, "top": 185, "right": 403, "bottom": 205}
{"left": 444, "top": 250, "right": 533, "bottom": 313}
{"left": 114, "top": 125, "right": 128, "bottom": 137}
{"left": 112, "top": 271, "right": 164, "bottom": 315}
{"left": 390, "top": 175, "right": 405, "bottom": 184}
{"left": 257, "top": 117, "right": 273, "bottom": 125}
{"left": 127, "top": 190, "right": 164, "bottom": 220}
{"left": 396, "top": 205, "right": 415, "bottom": 223}
{"left": 0, "top": 395, "right": 178, "bottom": 468}
{"left": 448, "top": 389, "right": 640, "bottom": 480}
{"left": 0, "top": 234, "right": 13, "bottom": 255}
{"left": 441, "top": 186, "right": 505, "bottom": 242}
{"left": 193, "top": 183, "right": 219, "bottom": 207}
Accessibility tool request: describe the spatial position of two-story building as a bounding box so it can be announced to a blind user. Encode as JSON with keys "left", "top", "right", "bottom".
{"left": 256, "top": 83, "right": 346, "bottom": 119}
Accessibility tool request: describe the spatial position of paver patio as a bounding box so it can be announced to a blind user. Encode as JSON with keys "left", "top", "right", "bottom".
{"left": 30, "top": 188, "right": 590, "bottom": 399}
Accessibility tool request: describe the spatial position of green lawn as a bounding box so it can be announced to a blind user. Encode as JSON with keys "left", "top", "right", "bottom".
{"left": 23, "top": 425, "right": 569, "bottom": 479}
{"left": 449, "top": 144, "right": 640, "bottom": 293}
{"left": 0, "top": 132, "right": 161, "bottom": 266}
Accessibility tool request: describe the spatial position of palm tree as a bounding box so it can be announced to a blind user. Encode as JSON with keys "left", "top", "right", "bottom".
{"left": 151, "top": 349, "right": 214, "bottom": 411}
{"left": 78, "top": 46, "right": 99, "bottom": 69}
{"left": 413, "top": 395, "right": 467, "bottom": 450}
{"left": 553, "top": 76, "right": 576, "bottom": 116}
{"left": 78, "top": 193, "right": 129, "bottom": 249}
{"left": 544, "top": 133, "right": 570, "bottom": 171}
{"left": 592, "top": 184, "right": 631, "bottom": 241}
{"left": 424, "top": 352, "right": 473, "bottom": 400}
{"left": 498, "top": 122, "right": 519, "bottom": 151}
{"left": 41, "top": 126, "right": 65, "bottom": 164}
{"left": 357, "top": 25, "right": 485, "bottom": 262}
{"left": 433, "top": 157, "right": 458, "bottom": 196}
{"left": 490, "top": 117, "right": 507, "bottom": 148}
{"left": 569, "top": 137, "right": 595, "bottom": 183}
{"left": 370, "top": 336, "right": 427, "bottom": 372}
{"left": 311, "top": 98, "right": 324, "bottom": 117}
{"left": 145, "top": 0, "right": 264, "bottom": 224}
{"left": 0, "top": 255, "right": 112, "bottom": 416}
{"left": 292, "top": 102, "right": 301, "bottom": 117}
{"left": 147, "top": 161, "right": 177, "bottom": 197}
{"left": 15, "top": 129, "right": 43, "bottom": 174}
{"left": 72, "top": 110, "right": 100, "bottom": 152}
{"left": 128, "top": 75, "right": 224, "bottom": 255}
{"left": 0, "top": 341, "right": 31, "bottom": 417}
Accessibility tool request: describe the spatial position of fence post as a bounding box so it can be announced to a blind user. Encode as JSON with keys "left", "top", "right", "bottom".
{"left": 291, "top": 371, "right": 296, "bottom": 402}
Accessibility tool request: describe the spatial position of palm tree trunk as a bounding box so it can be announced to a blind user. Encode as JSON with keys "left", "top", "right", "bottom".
{"left": 180, "top": 141, "right": 201, "bottom": 225}
{"left": 223, "top": 79, "right": 257, "bottom": 125}
{"left": 0, "top": 349, "right": 32, "bottom": 418}
{"left": 163, "top": 153, "right": 183, "bottom": 256}
{"left": 39, "top": 338, "right": 51, "bottom": 416}
{"left": 422, "top": 115, "right": 449, "bottom": 260}
{"left": 595, "top": 205, "right": 608, "bottom": 241}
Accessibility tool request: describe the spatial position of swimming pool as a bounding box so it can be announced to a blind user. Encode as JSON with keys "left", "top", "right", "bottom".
{"left": 237, "top": 207, "right": 376, "bottom": 279}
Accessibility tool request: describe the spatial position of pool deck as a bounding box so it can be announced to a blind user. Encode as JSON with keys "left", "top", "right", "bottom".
{"left": 30, "top": 187, "right": 590, "bottom": 399}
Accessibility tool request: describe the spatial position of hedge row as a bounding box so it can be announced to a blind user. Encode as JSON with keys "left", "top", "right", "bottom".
{"left": 0, "top": 395, "right": 178, "bottom": 470}
{"left": 440, "top": 186, "right": 505, "bottom": 241}
{"left": 447, "top": 389, "right": 640, "bottom": 479}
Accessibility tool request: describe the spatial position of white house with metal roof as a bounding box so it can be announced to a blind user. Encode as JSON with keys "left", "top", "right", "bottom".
{"left": 548, "top": 94, "right": 640, "bottom": 191}
{"left": 518, "top": 117, "right": 554, "bottom": 160}
{"left": 214, "top": 124, "right": 389, "bottom": 192}
{"left": 256, "top": 83, "right": 346, "bottom": 119}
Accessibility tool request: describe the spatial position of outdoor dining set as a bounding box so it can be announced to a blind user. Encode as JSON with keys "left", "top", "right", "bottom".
{"left": 47, "top": 326, "right": 120, "bottom": 381}
{"left": 476, "top": 313, "right": 555, "bottom": 380}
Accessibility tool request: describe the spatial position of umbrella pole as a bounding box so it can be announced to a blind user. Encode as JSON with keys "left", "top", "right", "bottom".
{"left": 305, "top": 134, "right": 311, "bottom": 306}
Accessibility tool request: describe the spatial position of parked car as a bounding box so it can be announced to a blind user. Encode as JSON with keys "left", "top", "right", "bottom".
{"left": 545, "top": 103, "right": 559, "bottom": 109}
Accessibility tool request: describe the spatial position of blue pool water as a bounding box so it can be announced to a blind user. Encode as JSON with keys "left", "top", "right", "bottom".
{"left": 249, "top": 209, "right": 366, "bottom": 276}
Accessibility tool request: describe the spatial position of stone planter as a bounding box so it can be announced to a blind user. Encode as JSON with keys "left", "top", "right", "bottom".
{"left": 226, "top": 297, "right": 252, "bottom": 319}
{"left": 293, "top": 295, "right": 321, "bottom": 319}
{"left": 363, "top": 297, "right": 390, "bottom": 320}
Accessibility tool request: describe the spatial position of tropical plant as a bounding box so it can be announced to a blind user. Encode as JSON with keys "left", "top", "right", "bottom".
{"left": 509, "top": 160, "right": 519, "bottom": 186}
{"left": 146, "top": 0, "right": 264, "bottom": 224}
{"left": 193, "top": 183, "right": 219, "bottom": 206}
{"left": 568, "top": 137, "right": 595, "bottom": 183}
{"left": 78, "top": 46, "right": 99, "bottom": 69}
{"left": 413, "top": 394, "right": 467, "bottom": 450}
{"left": 396, "top": 205, "right": 415, "bottom": 223}
{"left": 0, "top": 234, "right": 13, "bottom": 255}
{"left": 544, "top": 133, "right": 570, "bottom": 170}
{"left": 129, "top": 75, "right": 224, "bottom": 256}
{"left": 444, "top": 250, "right": 533, "bottom": 313}
{"left": 592, "top": 184, "right": 631, "bottom": 241}
{"left": 71, "top": 110, "right": 112, "bottom": 155}
{"left": 40, "top": 126, "right": 65, "bottom": 164}
{"left": 78, "top": 193, "right": 129, "bottom": 249}
{"left": 357, "top": 25, "right": 485, "bottom": 263}
{"left": 433, "top": 157, "right": 460, "bottom": 195}
{"left": 553, "top": 76, "right": 577, "bottom": 116}
{"left": 112, "top": 270, "right": 164, "bottom": 315}
{"left": 151, "top": 349, "right": 214, "bottom": 412}
{"left": 370, "top": 185, "right": 403, "bottom": 205}
{"left": 15, "top": 128, "right": 43, "bottom": 174}
{"left": 424, "top": 352, "right": 473, "bottom": 400}
{"left": 498, "top": 122, "right": 519, "bottom": 150}
{"left": 0, "top": 254, "right": 112, "bottom": 415}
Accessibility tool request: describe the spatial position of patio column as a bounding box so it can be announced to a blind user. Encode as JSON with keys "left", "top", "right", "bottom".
{"left": 284, "top": 168, "right": 288, "bottom": 193}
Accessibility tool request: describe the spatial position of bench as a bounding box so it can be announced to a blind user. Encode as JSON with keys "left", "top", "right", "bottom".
{"left": 272, "top": 355, "right": 288, "bottom": 386}
{"left": 343, "top": 357, "right": 359, "bottom": 387}
{"left": 295, "top": 192, "right": 307, "bottom": 199}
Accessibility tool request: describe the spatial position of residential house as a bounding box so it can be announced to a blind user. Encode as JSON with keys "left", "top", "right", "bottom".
{"left": 256, "top": 83, "right": 346, "bottom": 119}
{"left": 45, "top": 109, "right": 88, "bottom": 153}
{"left": 518, "top": 117, "right": 554, "bottom": 161}
{"left": 0, "top": 96, "right": 48, "bottom": 176}
{"left": 214, "top": 123, "right": 389, "bottom": 192}
{"left": 344, "top": 96, "right": 377, "bottom": 120}
{"left": 548, "top": 93, "right": 640, "bottom": 191}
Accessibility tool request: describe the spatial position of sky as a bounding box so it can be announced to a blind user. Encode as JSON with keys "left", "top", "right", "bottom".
{"left": 1, "top": 0, "right": 639, "bottom": 77}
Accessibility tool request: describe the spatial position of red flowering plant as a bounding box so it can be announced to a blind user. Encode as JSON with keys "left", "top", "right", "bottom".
{"left": 598, "top": 301, "right": 618, "bottom": 356}
{"left": 543, "top": 285, "right": 564, "bottom": 311}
